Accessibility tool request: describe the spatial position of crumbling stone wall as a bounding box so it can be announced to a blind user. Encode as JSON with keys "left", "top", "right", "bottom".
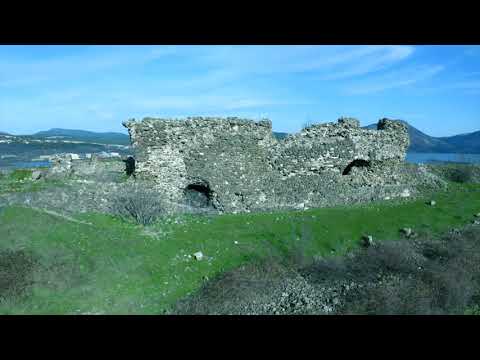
{"left": 269, "top": 117, "right": 408, "bottom": 178}
{"left": 123, "top": 116, "right": 438, "bottom": 213}
{"left": 47, "top": 154, "right": 125, "bottom": 181}
{"left": 123, "top": 117, "right": 276, "bottom": 211}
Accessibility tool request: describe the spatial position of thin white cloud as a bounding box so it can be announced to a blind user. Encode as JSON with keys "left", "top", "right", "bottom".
{"left": 344, "top": 65, "right": 445, "bottom": 95}
{"left": 448, "top": 81, "right": 480, "bottom": 89}
{"left": 0, "top": 45, "right": 416, "bottom": 95}
{"left": 191, "top": 45, "right": 415, "bottom": 79}
{"left": 129, "top": 94, "right": 310, "bottom": 111}
{"left": 415, "top": 79, "right": 480, "bottom": 95}
{"left": 0, "top": 45, "right": 177, "bottom": 88}
{"left": 321, "top": 46, "right": 414, "bottom": 80}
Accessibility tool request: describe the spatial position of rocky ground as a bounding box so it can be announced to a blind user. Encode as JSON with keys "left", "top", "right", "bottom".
{"left": 1, "top": 157, "right": 468, "bottom": 219}
{"left": 173, "top": 222, "right": 480, "bottom": 315}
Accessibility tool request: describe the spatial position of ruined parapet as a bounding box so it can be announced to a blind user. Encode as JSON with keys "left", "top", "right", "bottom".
{"left": 123, "top": 116, "right": 412, "bottom": 213}
{"left": 271, "top": 117, "right": 409, "bottom": 178}
{"left": 46, "top": 153, "right": 77, "bottom": 177}
{"left": 46, "top": 153, "right": 125, "bottom": 181}
{"left": 337, "top": 117, "right": 360, "bottom": 128}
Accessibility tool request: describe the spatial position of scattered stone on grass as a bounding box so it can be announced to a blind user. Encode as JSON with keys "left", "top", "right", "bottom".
{"left": 361, "top": 235, "right": 374, "bottom": 247}
{"left": 400, "top": 227, "right": 413, "bottom": 237}
{"left": 193, "top": 251, "right": 204, "bottom": 261}
{"left": 31, "top": 170, "right": 42, "bottom": 181}
{"left": 449, "top": 228, "right": 460, "bottom": 235}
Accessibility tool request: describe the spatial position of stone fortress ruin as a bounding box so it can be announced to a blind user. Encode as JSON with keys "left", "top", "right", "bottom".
{"left": 123, "top": 116, "right": 444, "bottom": 213}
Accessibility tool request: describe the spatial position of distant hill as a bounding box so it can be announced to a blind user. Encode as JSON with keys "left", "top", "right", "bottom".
{"left": 32, "top": 125, "right": 479, "bottom": 153}
{"left": 364, "top": 121, "right": 480, "bottom": 154}
{"left": 0, "top": 129, "right": 132, "bottom": 168}
{"left": 273, "top": 132, "right": 289, "bottom": 140}
{"left": 439, "top": 130, "right": 480, "bottom": 154}
{"left": 4, "top": 123, "right": 479, "bottom": 154}
{"left": 32, "top": 128, "right": 130, "bottom": 145}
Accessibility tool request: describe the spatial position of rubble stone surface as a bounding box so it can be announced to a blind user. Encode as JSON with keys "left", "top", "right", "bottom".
{"left": 123, "top": 116, "right": 445, "bottom": 213}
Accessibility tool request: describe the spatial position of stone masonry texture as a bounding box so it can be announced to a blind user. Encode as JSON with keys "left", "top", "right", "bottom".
{"left": 123, "top": 116, "right": 444, "bottom": 213}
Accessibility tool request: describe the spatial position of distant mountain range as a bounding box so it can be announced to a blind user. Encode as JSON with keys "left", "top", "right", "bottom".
{"left": 273, "top": 132, "right": 289, "bottom": 140}
{"left": 34, "top": 128, "right": 289, "bottom": 144}
{"left": 32, "top": 128, "right": 130, "bottom": 145}
{"left": 364, "top": 120, "right": 480, "bottom": 154}
{"left": 0, "top": 128, "right": 132, "bottom": 168}
{"left": 438, "top": 130, "right": 480, "bottom": 154}
{"left": 2, "top": 124, "right": 479, "bottom": 153}
{"left": 273, "top": 123, "right": 480, "bottom": 154}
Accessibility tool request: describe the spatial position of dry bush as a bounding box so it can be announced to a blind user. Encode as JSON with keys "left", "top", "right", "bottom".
{"left": 0, "top": 249, "right": 37, "bottom": 301}
{"left": 110, "top": 183, "right": 165, "bottom": 226}
{"left": 449, "top": 166, "right": 475, "bottom": 183}
{"left": 429, "top": 164, "right": 479, "bottom": 184}
{"left": 336, "top": 228, "right": 480, "bottom": 314}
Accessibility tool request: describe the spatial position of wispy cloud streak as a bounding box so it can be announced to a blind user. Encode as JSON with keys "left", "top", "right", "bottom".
{"left": 344, "top": 65, "right": 445, "bottom": 95}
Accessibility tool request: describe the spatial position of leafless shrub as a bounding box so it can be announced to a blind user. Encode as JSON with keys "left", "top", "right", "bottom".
{"left": 449, "top": 166, "right": 475, "bottom": 183}
{"left": 302, "top": 120, "right": 317, "bottom": 130}
{"left": 337, "top": 228, "right": 480, "bottom": 314}
{"left": 429, "top": 164, "right": 479, "bottom": 184}
{"left": 110, "top": 183, "right": 165, "bottom": 226}
{"left": 0, "top": 249, "right": 37, "bottom": 301}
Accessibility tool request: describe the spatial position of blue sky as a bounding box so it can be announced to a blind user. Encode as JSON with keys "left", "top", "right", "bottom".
{"left": 0, "top": 45, "right": 479, "bottom": 137}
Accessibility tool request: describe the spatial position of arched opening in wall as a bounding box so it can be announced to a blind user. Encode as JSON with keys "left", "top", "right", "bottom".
{"left": 342, "top": 159, "right": 371, "bottom": 175}
{"left": 184, "top": 181, "right": 214, "bottom": 208}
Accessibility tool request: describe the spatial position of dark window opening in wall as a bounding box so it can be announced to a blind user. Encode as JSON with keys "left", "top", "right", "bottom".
{"left": 123, "top": 156, "right": 136, "bottom": 177}
{"left": 184, "top": 182, "right": 213, "bottom": 208}
{"left": 342, "top": 159, "right": 371, "bottom": 175}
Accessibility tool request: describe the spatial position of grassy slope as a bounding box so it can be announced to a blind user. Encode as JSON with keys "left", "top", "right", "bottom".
{"left": 0, "top": 182, "right": 479, "bottom": 314}
{"left": 0, "top": 168, "right": 64, "bottom": 194}
{"left": 1, "top": 169, "right": 42, "bottom": 194}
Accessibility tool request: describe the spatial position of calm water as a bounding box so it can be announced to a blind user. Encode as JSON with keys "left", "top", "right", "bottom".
{"left": 3, "top": 161, "right": 51, "bottom": 169}
{"left": 1, "top": 154, "right": 479, "bottom": 170}
{"left": 406, "top": 153, "right": 480, "bottom": 164}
